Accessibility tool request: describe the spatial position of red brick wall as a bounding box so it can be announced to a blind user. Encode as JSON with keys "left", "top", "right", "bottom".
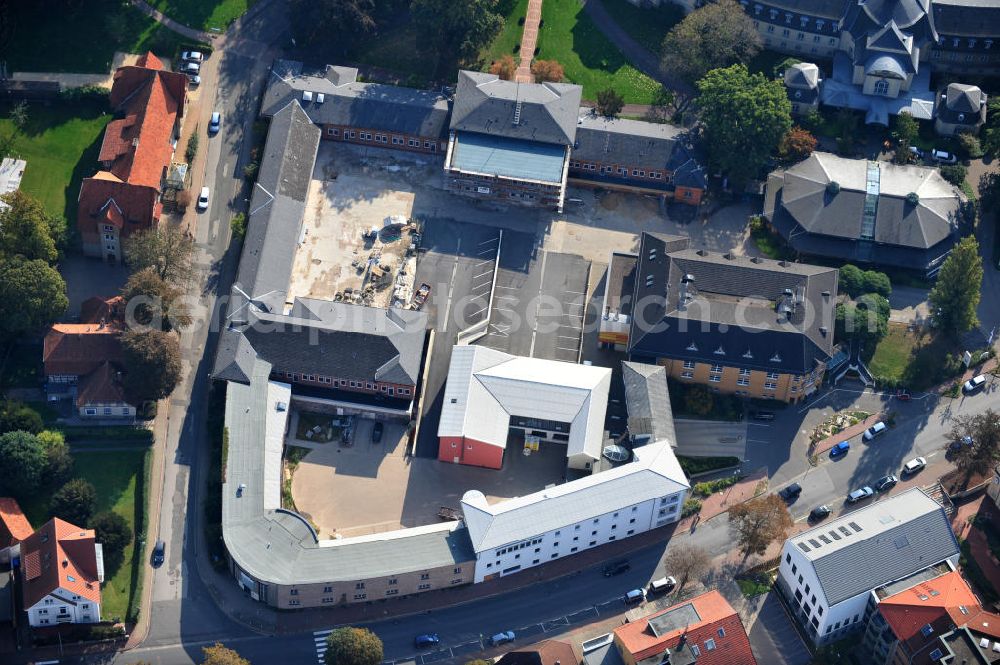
{"left": 321, "top": 124, "right": 446, "bottom": 154}
{"left": 438, "top": 436, "right": 504, "bottom": 470}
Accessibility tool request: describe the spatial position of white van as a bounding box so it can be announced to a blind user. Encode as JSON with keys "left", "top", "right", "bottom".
{"left": 649, "top": 576, "right": 677, "bottom": 594}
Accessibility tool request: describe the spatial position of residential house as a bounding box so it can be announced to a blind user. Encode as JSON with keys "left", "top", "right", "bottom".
{"left": 612, "top": 589, "right": 758, "bottom": 665}
{"left": 777, "top": 488, "right": 960, "bottom": 646}
{"left": 764, "top": 151, "right": 966, "bottom": 273}
{"left": 20, "top": 518, "right": 103, "bottom": 627}
{"left": 42, "top": 295, "right": 136, "bottom": 419}
{"left": 77, "top": 52, "right": 186, "bottom": 262}
{"left": 437, "top": 345, "right": 612, "bottom": 471}
{"left": 624, "top": 232, "right": 838, "bottom": 403}
{"left": 496, "top": 640, "right": 578, "bottom": 665}
{"left": 934, "top": 82, "right": 988, "bottom": 136}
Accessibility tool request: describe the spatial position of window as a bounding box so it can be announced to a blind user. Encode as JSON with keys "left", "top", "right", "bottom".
{"left": 681, "top": 371, "right": 694, "bottom": 379}
{"left": 818, "top": 606, "right": 824, "bottom": 616}
{"left": 710, "top": 374, "right": 722, "bottom": 383}
{"left": 453, "top": 567, "right": 462, "bottom": 574}
{"left": 737, "top": 377, "right": 749, "bottom": 386}
{"left": 418, "top": 583, "right": 431, "bottom": 590}
{"left": 104, "top": 407, "right": 113, "bottom": 415}
{"left": 355, "top": 582, "right": 365, "bottom": 590}
{"left": 710, "top": 364, "right": 723, "bottom": 372}
{"left": 85, "top": 408, "right": 98, "bottom": 416}
{"left": 420, "top": 573, "right": 430, "bottom": 580}
{"left": 739, "top": 367, "right": 751, "bottom": 375}
{"left": 353, "top": 593, "right": 367, "bottom": 600}
{"left": 290, "top": 588, "right": 299, "bottom": 595}
{"left": 765, "top": 381, "right": 777, "bottom": 389}
{"left": 691, "top": 645, "right": 701, "bottom": 657}
{"left": 805, "top": 584, "right": 810, "bottom": 594}
{"left": 683, "top": 360, "right": 696, "bottom": 369}
{"left": 590, "top": 540, "right": 597, "bottom": 546}
{"left": 873, "top": 79, "right": 889, "bottom": 96}
{"left": 786, "top": 554, "right": 791, "bottom": 564}
{"left": 632, "top": 169, "right": 639, "bottom": 176}
{"left": 718, "top": 627, "right": 726, "bottom": 638}
{"left": 705, "top": 639, "right": 716, "bottom": 650}
{"left": 323, "top": 586, "right": 332, "bottom": 593}
{"left": 792, "top": 564, "right": 797, "bottom": 574}
{"left": 767, "top": 371, "right": 780, "bottom": 379}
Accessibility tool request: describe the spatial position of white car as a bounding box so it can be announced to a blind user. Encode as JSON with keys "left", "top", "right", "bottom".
{"left": 197, "top": 186, "right": 210, "bottom": 211}
{"left": 902, "top": 457, "right": 926, "bottom": 475}
{"left": 862, "top": 421, "right": 887, "bottom": 441}
{"left": 180, "top": 61, "right": 200, "bottom": 75}
{"left": 963, "top": 374, "right": 987, "bottom": 394}
{"left": 208, "top": 112, "right": 222, "bottom": 135}
{"left": 181, "top": 51, "right": 204, "bottom": 63}
{"left": 932, "top": 149, "right": 958, "bottom": 164}
{"left": 187, "top": 74, "right": 201, "bottom": 87}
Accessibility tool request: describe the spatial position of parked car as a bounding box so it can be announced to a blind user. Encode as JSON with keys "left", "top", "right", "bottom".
{"left": 778, "top": 483, "right": 802, "bottom": 501}
{"left": 862, "top": 421, "right": 888, "bottom": 441}
{"left": 649, "top": 576, "right": 677, "bottom": 594}
{"left": 187, "top": 74, "right": 201, "bottom": 86}
{"left": 902, "top": 457, "right": 927, "bottom": 475}
{"left": 751, "top": 410, "right": 776, "bottom": 421}
{"left": 603, "top": 560, "right": 630, "bottom": 577}
{"left": 197, "top": 186, "right": 210, "bottom": 211}
{"left": 830, "top": 441, "right": 850, "bottom": 459}
{"left": 208, "top": 111, "right": 222, "bottom": 135}
{"left": 809, "top": 505, "right": 831, "bottom": 521}
{"left": 847, "top": 486, "right": 874, "bottom": 503}
{"left": 932, "top": 149, "right": 958, "bottom": 164}
{"left": 152, "top": 540, "right": 165, "bottom": 567}
{"left": 180, "top": 61, "right": 200, "bottom": 75}
{"left": 908, "top": 146, "right": 925, "bottom": 159}
{"left": 950, "top": 435, "right": 975, "bottom": 452}
{"left": 181, "top": 50, "right": 204, "bottom": 63}
{"left": 414, "top": 634, "right": 440, "bottom": 649}
{"left": 623, "top": 588, "right": 646, "bottom": 605}
{"left": 490, "top": 631, "right": 515, "bottom": 646}
{"left": 371, "top": 421, "right": 383, "bottom": 443}
{"left": 964, "top": 374, "right": 987, "bottom": 394}
{"left": 875, "top": 474, "right": 899, "bottom": 492}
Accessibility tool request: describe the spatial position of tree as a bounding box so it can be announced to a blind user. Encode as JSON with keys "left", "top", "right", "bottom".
{"left": 123, "top": 226, "right": 194, "bottom": 284}
{"left": 929, "top": 235, "right": 983, "bottom": 336}
{"left": 891, "top": 111, "right": 919, "bottom": 146}
{"left": 0, "top": 100, "right": 27, "bottom": 158}
{"left": 662, "top": 543, "right": 711, "bottom": 594}
{"left": 488, "top": 54, "right": 516, "bottom": 81}
{"left": 728, "top": 493, "right": 794, "bottom": 564}
{"left": 861, "top": 269, "right": 892, "bottom": 298}
{"left": 983, "top": 98, "right": 1000, "bottom": 158}
{"left": 230, "top": 212, "right": 247, "bottom": 239}
{"left": 0, "top": 190, "right": 63, "bottom": 263}
{"left": 0, "top": 256, "right": 68, "bottom": 339}
{"left": 51, "top": 478, "right": 97, "bottom": 525}
{"left": 948, "top": 410, "right": 1000, "bottom": 485}
{"left": 202, "top": 643, "right": 251, "bottom": 665}
{"left": 939, "top": 164, "right": 968, "bottom": 187}
{"left": 38, "top": 429, "right": 73, "bottom": 485}
{"left": 411, "top": 0, "right": 504, "bottom": 76}
{"left": 835, "top": 294, "right": 889, "bottom": 355}
{"left": 596, "top": 88, "right": 625, "bottom": 118}
{"left": 185, "top": 132, "right": 199, "bottom": 164}
{"left": 660, "top": 0, "right": 761, "bottom": 85}
{"left": 957, "top": 132, "right": 984, "bottom": 159}
{"left": 91, "top": 511, "right": 132, "bottom": 572}
{"left": 0, "top": 400, "right": 43, "bottom": 434}
{"left": 0, "top": 431, "right": 47, "bottom": 498}
{"left": 531, "top": 59, "right": 564, "bottom": 83}
{"left": 779, "top": 126, "right": 818, "bottom": 161}
{"left": 696, "top": 64, "right": 792, "bottom": 183}
{"left": 288, "top": 0, "right": 376, "bottom": 52}
{"left": 325, "top": 627, "right": 383, "bottom": 665}
{"left": 684, "top": 385, "right": 714, "bottom": 416}
{"left": 122, "top": 266, "right": 192, "bottom": 331}
{"left": 122, "top": 329, "right": 182, "bottom": 402}
{"left": 837, "top": 264, "right": 864, "bottom": 298}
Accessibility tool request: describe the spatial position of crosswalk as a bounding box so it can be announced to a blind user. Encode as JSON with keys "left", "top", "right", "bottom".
{"left": 313, "top": 628, "right": 332, "bottom": 664}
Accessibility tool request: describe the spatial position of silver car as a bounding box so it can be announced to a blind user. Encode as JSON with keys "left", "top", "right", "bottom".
{"left": 847, "top": 486, "right": 874, "bottom": 503}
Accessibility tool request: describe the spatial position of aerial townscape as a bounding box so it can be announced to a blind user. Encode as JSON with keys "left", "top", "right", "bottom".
{"left": 5, "top": 1, "right": 1000, "bottom": 665}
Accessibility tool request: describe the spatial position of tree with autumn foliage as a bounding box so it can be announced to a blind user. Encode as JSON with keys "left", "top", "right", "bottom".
{"left": 779, "top": 126, "right": 818, "bottom": 162}
{"left": 728, "top": 493, "right": 794, "bottom": 564}
{"left": 489, "top": 54, "right": 516, "bottom": 80}
{"left": 531, "top": 59, "right": 564, "bottom": 83}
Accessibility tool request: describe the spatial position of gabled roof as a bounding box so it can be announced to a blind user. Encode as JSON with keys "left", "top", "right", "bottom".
{"left": 451, "top": 71, "right": 582, "bottom": 146}
{"left": 787, "top": 488, "right": 959, "bottom": 606}
{"left": 572, "top": 111, "right": 697, "bottom": 176}
{"left": 460, "top": 438, "right": 688, "bottom": 553}
{"left": 0, "top": 497, "right": 33, "bottom": 545}
{"left": 867, "top": 20, "right": 913, "bottom": 53}
{"left": 20, "top": 518, "right": 101, "bottom": 610}
{"left": 614, "top": 590, "right": 757, "bottom": 664}
{"left": 80, "top": 295, "right": 125, "bottom": 325}
{"left": 497, "top": 640, "right": 577, "bottom": 665}
{"left": 621, "top": 361, "right": 676, "bottom": 443}
{"left": 438, "top": 345, "right": 611, "bottom": 462}
{"left": 879, "top": 570, "right": 981, "bottom": 655}
{"left": 76, "top": 176, "right": 160, "bottom": 235}
{"left": 261, "top": 60, "right": 451, "bottom": 140}
{"left": 933, "top": 0, "right": 1000, "bottom": 39}
{"left": 76, "top": 360, "right": 133, "bottom": 407}
{"left": 43, "top": 323, "right": 123, "bottom": 378}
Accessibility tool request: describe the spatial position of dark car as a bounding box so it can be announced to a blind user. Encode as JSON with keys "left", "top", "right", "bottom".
{"left": 152, "top": 540, "right": 165, "bottom": 567}
{"left": 414, "top": 634, "right": 440, "bottom": 648}
{"left": 603, "top": 560, "right": 630, "bottom": 577}
{"left": 778, "top": 483, "right": 802, "bottom": 501}
{"left": 829, "top": 441, "right": 850, "bottom": 459}
{"left": 950, "top": 435, "right": 974, "bottom": 452}
{"left": 371, "top": 421, "right": 384, "bottom": 443}
{"left": 809, "top": 505, "right": 831, "bottom": 521}
{"left": 751, "top": 410, "right": 776, "bottom": 421}
{"left": 875, "top": 475, "right": 899, "bottom": 492}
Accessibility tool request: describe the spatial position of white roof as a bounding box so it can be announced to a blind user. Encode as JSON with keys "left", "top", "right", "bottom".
{"left": 437, "top": 345, "right": 612, "bottom": 462}
{"left": 461, "top": 439, "right": 689, "bottom": 552}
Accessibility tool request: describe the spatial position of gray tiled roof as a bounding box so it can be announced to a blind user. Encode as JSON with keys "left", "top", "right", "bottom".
{"left": 750, "top": 0, "right": 847, "bottom": 18}
{"left": 622, "top": 361, "right": 676, "bottom": 443}
{"left": 933, "top": 0, "right": 1000, "bottom": 38}
{"left": 450, "top": 71, "right": 582, "bottom": 146}
{"left": 572, "top": 112, "right": 687, "bottom": 171}
{"left": 262, "top": 60, "right": 451, "bottom": 140}
{"left": 784, "top": 62, "right": 820, "bottom": 89}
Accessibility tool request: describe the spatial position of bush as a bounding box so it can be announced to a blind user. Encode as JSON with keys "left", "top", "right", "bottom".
{"left": 230, "top": 213, "right": 247, "bottom": 239}
{"left": 958, "top": 132, "right": 984, "bottom": 159}
{"left": 684, "top": 385, "right": 715, "bottom": 417}
{"left": 91, "top": 511, "right": 132, "bottom": 573}
{"left": 861, "top": 269, "right": 892, "bottom": 298}
{"left": 38, "top": 429, "right": 73, "bottom": 485}
{"left": 940, "top": 164, "right": 968, "bottom": 187}
{"left": 693, "top": 475, "right": 742, "bottom": 497}
{"left": 682, "top": 498, "right": 702, "bottom": 517}
{"left": 51, "top": 478, "right": 97, "bottom": 525}
{"left": 0, "top": 399, "right": 44, "bottom": 434}
{"left": 60, "top": 426, "right": 153, "bottom": 443}
{"left": 838, "top": 264, "right": 864, "bottom": 297}
{"left": 59, "top": 85, "right": 109, "bottom": 103}
{"left": 677, "top": 455, "right": 740, "bottom": 476}
{"left": 185, "top": 131, "right": 199, "bottom": 163}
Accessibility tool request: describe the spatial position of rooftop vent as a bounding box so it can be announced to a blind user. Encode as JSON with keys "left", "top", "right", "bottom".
{"left": 302, "top": 90, "right": 313, "bottom": 102}
{"left": 820, "top": 326, "right": 828, "bottom": 336}
{"left": 696, "top": 249, "right": 708, "bottom": 256}
{"left": 826, "top": 181, "right": 840, "bottom": 195}
{"left": 276, "top": 401, "right": 287, "bottom": 412}
{"left": 316, "top": 93, "right": 325, "bottom": 104}
{"left": 906, "top": 192, "right": 920, "bottom": 206}
{"left": 921, "top": 624, "right": 934, "bottom": 637}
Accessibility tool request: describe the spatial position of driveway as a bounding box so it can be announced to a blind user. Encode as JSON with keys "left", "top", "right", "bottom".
{"left": 888, "top": 284, "right": 931, "bottom": 324}
{"left": 673, "top": 419, "right": 747, "bottom": 458}
{"left": 747, "top": 593, "right": 812, "bottom": 665}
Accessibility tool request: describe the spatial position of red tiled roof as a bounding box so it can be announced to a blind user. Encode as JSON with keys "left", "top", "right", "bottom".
{"left": 80, "top": 295, "right": 125, "bottom": 325}
{"left": 497, "top": 640, "right": 577, "bottom": 665}
{"left": 614, "top": 590, "right": 757, "bottom": 665}
{"left": 43, "top": 323, "right": 123, "bottom": 378}
{"left": 134, "top": 51, "right": 164, "bottom": 70}
{"left": 0, "top": 497, "right": 33, "bottom": 544}
{"left": 20, "top": 518, "right": 102, "bottom": 611}
{"left": 76, "top": 360, "right": 133, "bottom": 407}
{"left": 76, "top": 177, "right": 160, "bottom": 244}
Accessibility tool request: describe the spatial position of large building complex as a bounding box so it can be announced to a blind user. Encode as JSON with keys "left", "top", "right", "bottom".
{"left": 764, "top": 151, "right": 966, "bottom": 272}
{"left": 437, "top": 345, "right": 612, "bottom": 471}
{"left": 777, "top": 488, "right": 960, "bottom": 646}
{"left": 601, "top": 233, "right": 838, "bottom": 403}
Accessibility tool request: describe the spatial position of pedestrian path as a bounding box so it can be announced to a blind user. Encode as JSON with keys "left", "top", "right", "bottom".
{"left": 515, "top": 0, "right": 544, "bottom": 82}
{"left": 313, "top": 629, "right": 332, "bottom": 663}
{"left": 128, "top": 0, "right": 214, "bottom": 42}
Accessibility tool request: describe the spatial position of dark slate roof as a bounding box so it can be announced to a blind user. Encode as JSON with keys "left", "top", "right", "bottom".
{"left": 262, "top": 60, "right": 451, "bottom": 140}
{"left": 751, "top": 0, "right": 847, "bottom": 18}
{"left": 763, "top": 152, "right": 962, "bottom": 251}
{"left": 572, "top": 112, "right": 687, "bottom": 171}
{"left": 841, "top": 0, "right": 937, "bottom": 44}
{"left": 622, "top": 361, "right": 677, "bottom": 444}
{"left": 450, "top": 71, "right": 582, "bottom": 146}
{"left": 784, "top": 63, "right": 821, "bottom": 89}
{"left": 937, "top": 83, "right": 986, "bottom": 126}
{"left": 933, "top": 0, "right": 1000, "bottom": 38}
{"left": 628, "top": 235, "right": 838, "bottom": 375}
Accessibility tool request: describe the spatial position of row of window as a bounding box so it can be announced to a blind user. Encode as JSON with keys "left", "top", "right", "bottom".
{"left": 287, "top": 573, "right": 461, "bottom": 605}
{"left": 83, "top": 406, "right": 129, "bottom": 416}
{"left": 569, "top": 161, "right": 670, "bottom": 181}
{"left": 276, "top": 371, "right": 411, "bottom": 396}
{"left": 326, "top": 127, "right": 438, "bottom": 151}
{"left": 682, "top": 359, "right": 784, "bottom": 379}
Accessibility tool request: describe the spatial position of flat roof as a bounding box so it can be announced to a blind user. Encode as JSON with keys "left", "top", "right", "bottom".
{"left": 451, "top": 132, "right": 566, "bottom": 184}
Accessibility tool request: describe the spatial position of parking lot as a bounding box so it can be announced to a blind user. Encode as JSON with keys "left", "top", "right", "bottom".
{"left": 481, "top": 233, "right": 591, "bottom": 363}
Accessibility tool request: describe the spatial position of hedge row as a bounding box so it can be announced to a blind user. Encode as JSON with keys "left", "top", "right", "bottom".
{"left": 61, "top": 426, "right": 153, "bottom": 444}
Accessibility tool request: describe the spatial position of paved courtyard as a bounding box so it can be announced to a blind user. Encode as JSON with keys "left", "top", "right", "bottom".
{"left": 290, "top": 415, "right": 568, "bottom": 539}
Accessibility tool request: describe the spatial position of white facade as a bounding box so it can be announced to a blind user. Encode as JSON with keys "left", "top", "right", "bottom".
{"left": 27, "top": 589, "right": 100, "bottom": 627}
{"left": 79, "top": 402, "right": 135, "bottom": 418}
{"left": 462, "top": 439, "right": 689, "bottom": 583}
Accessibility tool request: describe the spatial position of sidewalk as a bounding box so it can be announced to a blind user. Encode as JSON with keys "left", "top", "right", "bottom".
{"left": 128, "top": 0, "right": 215, "bottom": 42}
{"left": 677, "top": 467, "right": 769, "bottom": 533}
{"left": 515, "top": 0, "right": 543, "bottom": 83}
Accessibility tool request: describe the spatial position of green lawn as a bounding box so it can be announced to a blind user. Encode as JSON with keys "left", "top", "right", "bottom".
{"left": 597, "top": 0, "right": 683, "bottom": 53}
{"left": 151, "top": 0, "right": 256, "bottom": 31}
{"left": 537, "top": 0, "right": 660, "bottom": 103}
{"left": 868, "top": 323, "right": 969, "bottom": 390}
{"left": 6, "top": 0, "right": 188, "bottom": 75}
{"left": 351, "top": 20, "right": 438, "bottom": 86}
{"left": 481, "top": 0, "right": 531, "bottom": 67}
{"left": 0, "top": 101, "right": 110, "bottom": 223}
{"left": 868, "top": 324, "right": 919, "bottom": 383}
{"left": 21, "top": 449, "right": 148, "bottom": 623}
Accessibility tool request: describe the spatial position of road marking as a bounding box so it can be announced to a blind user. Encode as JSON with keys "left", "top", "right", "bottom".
{"left": 479, "top": 237, "right": 499, "bottom": 246}
{"left": 441, "top": 237, "right": 462, "bottom": 327}
{"left": 495, "top": 284, "right": 520, "bottom": 290}
{"left": 466, "top": 306, "right": 488, "bottom": 318}
{"left": 529, "top": 251, "right": 549, "bottom": 358}
{"left": 472, "top": 270, "right": 493, "bottom": 279}
{"left": 477, "top": 248, "right": 496, "bottom": 256}
{"left": 558, "top": 335, "right": 579, "bottom": 340}
{"left": 564, "top": 290, "right": 586, "bottom": 295}
{"left": 747, "top": 438, "right": 770, "bottom": 444}
{"left": 495, "top": 294, "right": 518, "bottom": 300}
{"left": 748, "top": 422, "right": 771, "bottom": 427}
{"left": 474, "top": 260, "right": 494, "bottom": 268}
{"left": 496, "top": 307, "right": 516, "bottom": 314}
{"left": 556, "top": 346, "right": 579, "bottom": 352}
